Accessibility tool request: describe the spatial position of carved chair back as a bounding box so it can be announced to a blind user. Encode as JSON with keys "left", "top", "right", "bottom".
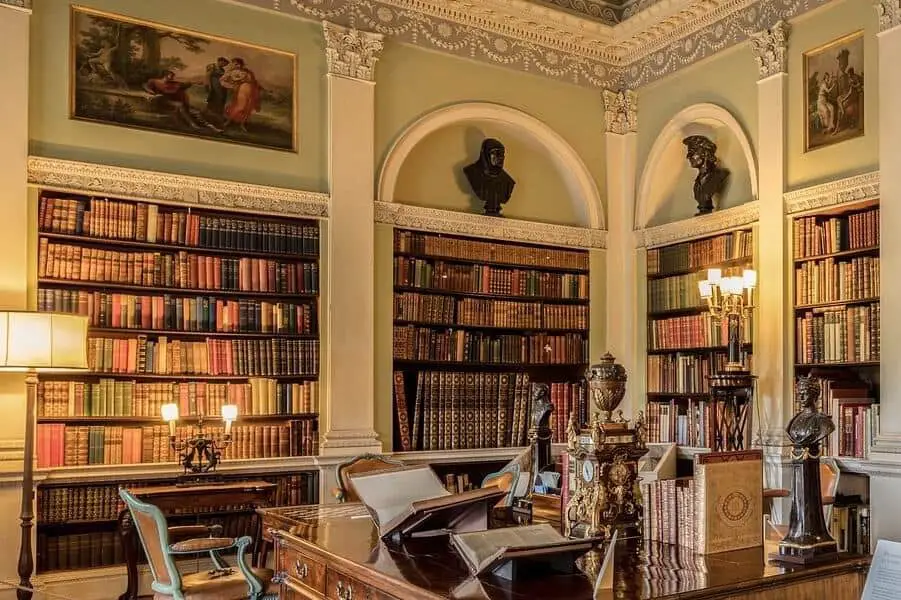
{"left": 336, "top": 453, "right": 404, "bottom": 502}
{"left": 119, "top": 489, "right": 182, "bottom": 592}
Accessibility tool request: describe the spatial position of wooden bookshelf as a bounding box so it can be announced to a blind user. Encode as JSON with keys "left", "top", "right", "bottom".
{"left": 792, "top": 201, "right": 880, "bottom": 461}
{"left": 644, "top": 228, "right": 755, "bottom": 448}
{"left": 391, "top": 229, "right": 591, "bottom": 453}
{"left": 34, "top": 190, "right": 323, "bottom": 573}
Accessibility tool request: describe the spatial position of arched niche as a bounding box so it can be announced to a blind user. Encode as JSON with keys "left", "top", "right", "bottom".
{"left": 636, "top": 103, "right": 757, "bottom": 228}
{"left": 378, "top": 102, "right": 604, "bottom": 230}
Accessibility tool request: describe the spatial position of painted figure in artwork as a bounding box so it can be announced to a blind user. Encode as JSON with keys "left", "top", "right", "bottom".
{"left": 683, "top": 135, "right": 730, "bottom": 215}
{"left": 464, "top": 138, "right": 516, "bottom": 216}
{"left": 205, "top": 56, "right": 231, "bottom": 121}
{"left": 143, "top": 71, "right": 219, "bottom": 132}
{"left": 221, "top": 57, "right": 262, "bottom": 133}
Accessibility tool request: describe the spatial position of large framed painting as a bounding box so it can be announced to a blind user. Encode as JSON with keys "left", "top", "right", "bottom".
{"left": 70, "top": 6, "right": 296, "bottom": 152}
{"left": 803, "top": 31, "right": 864, "bottom": 152}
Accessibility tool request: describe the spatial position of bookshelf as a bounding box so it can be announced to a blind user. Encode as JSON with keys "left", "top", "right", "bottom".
{"left": 34, "top": 191, "right": 323, "bottom": 572}
{"left": 644, "top": 229, "right": 755, "bottom": 448}
{"left": 792, "top": 200, "right": 880, "bottom": 461}
{"left": 391, "top": 229, "right": 591, "bottom": 453}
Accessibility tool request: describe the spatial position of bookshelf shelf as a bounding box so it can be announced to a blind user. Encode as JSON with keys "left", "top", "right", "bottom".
{"left": 646, "top": 306, "right": 707, "bottom": 318}
{"left": 646, "top": 392, "right": 712, "bottom": 400}
{"left": 795, "top": 297, "right": 880, "bottom": 311}
{"left": 795, "top": 362, "right": 880, "bottom": 368}
{"left": 393, "top": 320, "right": 586, "bottom": 334}
{"left": 35, "top": 190, "right": 323, "bottom": 574}
{"left": 647, "top": 256, "right": 751, "bottom": 281}
{"left": 393, "top": 285, "right": 588, "bottom": 305}
{"left": 647, "top": 343, "right": 752, "bottom": 356}
{"left": 792, "top": 245, "right": 880, "bottom": 264}
{"left": 393, "top": 359, "right": 588, "bottom": 369}
{"left": 38, "top": 278, "right": 317, "bottom": 300}
{"left": 394, "top": 250, "right": 589, "bottom": 274}
{"left": 39, "top": 232, "right": 319, "bottom": 262}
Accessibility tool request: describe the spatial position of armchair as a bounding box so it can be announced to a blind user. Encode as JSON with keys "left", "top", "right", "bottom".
{"left": 119, "top": 489, "right": 276, "bottom": 600}
{"left": 335, "top": 453, "right": 404, "bottom": 502}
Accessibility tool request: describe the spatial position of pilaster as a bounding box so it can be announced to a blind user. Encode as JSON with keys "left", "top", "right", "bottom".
{"left": 320, "top": 21, "right": 384, "bottom": 456}
{"left": 602, "top": 89, "right": 639, "bottom": 415}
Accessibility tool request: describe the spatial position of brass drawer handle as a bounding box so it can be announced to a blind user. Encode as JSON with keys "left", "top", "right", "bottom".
{"left": 294, "top": 559, "right": 309, "bottom": 579}
{"left": 336, "top": 579, "right": 354, "bottom": 600}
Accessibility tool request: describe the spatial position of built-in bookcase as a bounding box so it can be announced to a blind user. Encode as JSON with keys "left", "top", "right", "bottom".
{"left": 792, "top": 200, "right": 880, "bottom": 460}
{"left": 34, "top": 190, "right": 323, "bottom": 572}
{"left": 391, "top": 229, "right": 591, "bottom": 452}
{"left": 644, "top": 229, "right": 755, "bottom": 448}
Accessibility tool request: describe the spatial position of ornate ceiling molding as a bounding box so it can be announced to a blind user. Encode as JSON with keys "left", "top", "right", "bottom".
{"left": 602, "top": 88, "right": 638, "bottom": 134}
{"left": 374, "top": 202, "right": 607, "bottom": 249}
{"left": 27, "top": 157, "right": 330, "bottom": 218}
{"left": 0, "top": 0, "right": 29, "bottom": 11}
{"left": 749, "top": 20, "right": 789, "bottom": 79}
{"left": 635, "top": 201, "right": 759, "bottom": 248}
{"left": 875, "top": 0, "right": 901, "bottom": 32}
{"left": 322, "top": 21, "right": 385, "bottom": 81}
{"left": 783, "top": 171, "right": 879, "bottom": 215}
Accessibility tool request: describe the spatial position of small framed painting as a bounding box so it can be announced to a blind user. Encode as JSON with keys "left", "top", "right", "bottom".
{"left": 70, "top": 5, "right": 296, "bottom": 151}
{"left": 803, "top": 31, "right": 864, "bottom": 152}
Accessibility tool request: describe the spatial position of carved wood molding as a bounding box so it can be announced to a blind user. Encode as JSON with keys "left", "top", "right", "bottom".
{"left": 783, "top": 171, "right": 879, "bottom": 215}
{"left": 374, "top": 202, "right": 607, "bottom": 249}
{"left": 27, "top": 157, "right": 330, "bottom": 218}
{"left": 634, "top": 201, "right": 759, "bottom": 248}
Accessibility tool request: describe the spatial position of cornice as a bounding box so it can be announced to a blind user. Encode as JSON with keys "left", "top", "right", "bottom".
{"left": 783, "top": 171, "right": 879, "bottom": 215}
{"left": 27, "top": 157, "right": 330, "bottom": 218}
{"left": 635, "top": 201, "right": 759, "bottom": 248}
{"left": 374, "top": 202, "right": 607, "bottom": 249}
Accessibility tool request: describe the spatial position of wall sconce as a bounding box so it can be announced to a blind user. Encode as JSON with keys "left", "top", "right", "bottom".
{"left": 162, "top": 403, "right": 238, "bottom": 481}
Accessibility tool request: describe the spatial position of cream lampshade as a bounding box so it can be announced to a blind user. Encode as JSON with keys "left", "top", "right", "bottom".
{"left": 0, "top": 312, "right": 88, "bottom": 372}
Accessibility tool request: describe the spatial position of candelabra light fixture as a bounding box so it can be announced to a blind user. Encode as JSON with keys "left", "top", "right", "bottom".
{"left": 698, "top": 267, "right": 757, "bottom": 451}
{"left": 161, "top": 403, "right": 238, "bottom": 479}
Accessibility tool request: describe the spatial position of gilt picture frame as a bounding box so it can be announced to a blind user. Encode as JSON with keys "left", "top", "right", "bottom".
{"left": 70, "top": 5, "right": 297, "bottom": 152}
{"left": 803, "top": 31, "right": 864, "bottom": 153}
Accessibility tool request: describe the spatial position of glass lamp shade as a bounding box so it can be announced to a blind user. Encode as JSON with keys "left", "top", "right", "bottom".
{"left": 221, "top": 404, "right": 238, "bottom": 422}
{"left": 161, "top": 403, "right": 179, "bottom": 422}
{"left": 706, "top": 268, "right": 722, "bottom": 285}
{"left": 742, "top": 269, "right": 758, "bottom": 289}
{"left": 698, "top": 280, "right": 713, "bottom": 299}
{"left": 0, "top": 312, "right": 88, "bottom": 372}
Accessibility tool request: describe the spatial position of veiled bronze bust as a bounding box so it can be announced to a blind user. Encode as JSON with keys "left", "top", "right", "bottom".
{"left": 683, "top": 135, "right": 729, "bottom": 215}
{"left": 464, "top": 138, "right": 515, "bottom": 216}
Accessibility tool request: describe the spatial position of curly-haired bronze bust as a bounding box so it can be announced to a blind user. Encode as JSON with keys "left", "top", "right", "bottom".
{"left": 683, "top": 135, "right": 729, "bottom": 215}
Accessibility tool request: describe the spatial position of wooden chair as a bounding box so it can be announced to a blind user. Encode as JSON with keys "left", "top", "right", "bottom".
{"left": 119, "top": 489, "right": 276, "bottom": 600}
{"left": 335, "top": 453, "right": 404, "bottom": 503}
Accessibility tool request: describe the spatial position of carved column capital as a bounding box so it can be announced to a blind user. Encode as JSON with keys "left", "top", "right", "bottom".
{"left": 749, "top": 20, "right": 790, "bottom": 79}
{"left": 0, "top": 0, "right": 30, "bottom": 10}
{"left": 876, "top": 0, "right": 901, "bottom": 32}
{"left": 322, "top": 21, "right": 385, "bottom": 82}
{"left": 602, "top": 89, "right": 637, "bottom": 135}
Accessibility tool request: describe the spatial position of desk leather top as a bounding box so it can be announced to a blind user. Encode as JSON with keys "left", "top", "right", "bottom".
{"left": 260, "top": 504, "right": 870, "bottom": 600}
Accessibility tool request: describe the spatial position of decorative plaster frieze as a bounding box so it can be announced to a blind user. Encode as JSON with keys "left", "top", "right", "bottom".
{"left": 602, "top": 88, "right": 637, "bottom": 134}
{"left": 635, "top": 201, "right": 759, "bottom": 248}
{"left": 322, "top": 21, "right": 384, "bottom": 81}
{"left": 783, "top": 171, "right": 879, "bottom": 215}
{"left": 374, "top": 202, "right": 607, "bottom": 249}
{"left": 875, "top": 0, "right": 901, "bottom": 32}
{"left": 27, "top": 157, "right": 330, "bottom": 218}
{"left": 749, "top": 20, "right": 790, "bottom": 79}
{"left": 0, "top": 0, "right": 29, "bottom": 10}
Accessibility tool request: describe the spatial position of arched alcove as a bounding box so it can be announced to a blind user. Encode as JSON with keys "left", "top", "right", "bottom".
{"left": 378, "top": 102, "right": 604, "bottom": 230}
{"left": 636, "top": 104, "right": 757, "bottom": 228}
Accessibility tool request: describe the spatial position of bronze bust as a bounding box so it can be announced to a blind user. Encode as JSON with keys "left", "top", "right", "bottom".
{"left": 528, "top": 383, "right": 553, "bottom": 472}
{"left": 683, "top": 135, "right": 729, "bottom": 215}
{"left": 464, "top": 138, "right": 515, "bottom": 216}
{"left": 786, "top": 375, "right": 835, "bottom": 447}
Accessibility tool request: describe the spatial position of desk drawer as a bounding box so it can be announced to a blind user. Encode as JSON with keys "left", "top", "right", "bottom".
{"left": 326, "top": 569, "right": 398, "bottom": 600}
{"left": 278, "top": 544, "right": 327, "bottom": 595}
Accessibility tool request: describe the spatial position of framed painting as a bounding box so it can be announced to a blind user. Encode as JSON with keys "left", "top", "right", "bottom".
{"left": 70, "top": 6, "right": 296, "bottom": 152}
{"left": 803, "top": 31, "right": 864, "bottom": 152}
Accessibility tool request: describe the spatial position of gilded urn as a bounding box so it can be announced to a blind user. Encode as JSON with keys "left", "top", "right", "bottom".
{"left": 587, "top": 353, "right": 627, "bottom": 423}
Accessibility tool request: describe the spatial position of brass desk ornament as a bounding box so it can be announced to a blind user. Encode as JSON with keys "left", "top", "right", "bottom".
{"left": 565, "top": 353, "right": 647, "bottom": 539}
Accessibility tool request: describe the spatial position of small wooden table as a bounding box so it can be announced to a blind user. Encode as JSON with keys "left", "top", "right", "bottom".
{"left": 117, "top": 479, "right": 277, "bottom": 600}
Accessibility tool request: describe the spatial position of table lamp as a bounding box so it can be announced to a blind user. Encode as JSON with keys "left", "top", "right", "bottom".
{"left": 0, "top": 312, "right": 88, "bottom": 600}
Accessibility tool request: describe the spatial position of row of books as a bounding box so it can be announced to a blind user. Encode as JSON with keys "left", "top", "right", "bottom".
{"left": 393, "top": 371, "right": 538, "bottom": 451}
{"left": 642, "top": 477, "right": 696, "bottom": 550}
{"left": 646, "top": 351, "right": 753, "bottom": 394}
{"left": 37, "top": 378, "right": 319, "bottom": 418}
{"left": 645, "top": 399, "right": 718, "bottom": 448}
{"left": 545, "top": 382, "right": 589, "bottom": 444}
{"left": 795, "top": 304, "right": 880, "bottom": 364}
{"left": 86, "top": 335, "right": 320, "bottom": 376}
{"left": 830, "top": 501, "right": 871, "bottom": 554}
{"left": 648, "top": 266, "right": 746, "bottom": 313}
{"left": 39, "top": 195, "right": 320, "bottom": 255}
{"left": 38, "top": 289, "right": 316, "bottom": 335}
{"left": 392, "top": 326, "right": 588, "bottom": 365}
{"left": 794, "top": 256, "right": 879, "bottom": 306}
{"left": 38, "top": 473, "right": 314, "bottom": 523}
{"left": 394, "top": 292, "right": 588, "bottom": 329}
{"left": 394, "top": 257, "right": 589, "bottom": 299}
{"left": 793, "top": 206, "right": 879, "bottom": 259}
{"left": 833, "top": 401, "right": 877, "bottom": 459}
{"left": 39, "top": 241, "right": 319, "bottom": 293}
{"left": 37, "top": 421, "right": 317, "bottom": 467}
{"left": 648, "top": 313, "right": 752, "bottom": 351}
{"left": 647, "top": 230, "right": 753, "bottom": 276}
{"left": 395, "top": 230, "right": 589, "bottom": 271}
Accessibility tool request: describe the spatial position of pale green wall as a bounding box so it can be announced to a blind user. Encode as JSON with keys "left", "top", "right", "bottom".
{"left": 29, "top": 0, "right": 327, "bottom": 191}
{"left": 394, "top": 124, "right": 579, "bottom": 226}
{"left": 376, "top": 43, "right": 606, "bottom": 226}
{"left": 786, "top": 0, "right": 878, "bottom": 188}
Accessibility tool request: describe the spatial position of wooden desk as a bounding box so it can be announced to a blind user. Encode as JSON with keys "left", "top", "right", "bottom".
{"left": 259, "top": 504, "right": 869, "bottom": 600}
{"left": 117, "top": 480, "right": 276, "bottom": 600}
